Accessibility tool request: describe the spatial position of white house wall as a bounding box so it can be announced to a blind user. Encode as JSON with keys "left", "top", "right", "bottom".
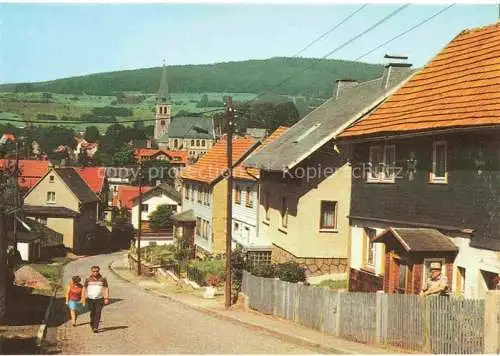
{"left": 18, "top": 242, "right": 30, "bottom": 261}
{"left": 350, "top": 225, "right": 385, "bottom": 275}
{"left": 452, "top": 236, "right": 500, "bottom": 298}
{"left": 232, "top": 180, "right": 265, "bottom": 248}
{"left": 131, "top": 193, "right": 180, "bottom": 230}
{"left": 183, "top": 183, "right": 213, "bottom": 253}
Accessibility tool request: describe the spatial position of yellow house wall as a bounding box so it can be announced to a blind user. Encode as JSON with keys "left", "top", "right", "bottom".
{"left": 46, "top": 217, "right": 75, "bottom": 249}
{"left": 259, "top": 145, "right": 351, "bottom": 259}
{"left": 24, "top": 169, "right": 79, "bottom": 212}
{"left": 211, "top": 178, "right": 228, "bottom": 254}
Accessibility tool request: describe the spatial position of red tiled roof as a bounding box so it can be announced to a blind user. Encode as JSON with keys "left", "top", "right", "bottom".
{"left": 116, "top": 185, "right": 153, "bottom": 209}
{"left": 135, "top": 148, "right": 163, "bottom": 157}
{"left": 135, "top": 149, "right": 188, "bottom": 165}
{"left": 339, "top": 23, "right": 500, "bottom": 138}
{"left": 233, "top": 126, "right": 289, "bottom": 180}
{"left": 74, "top": 167, "right": 105, "bottom": 193}
{"left": 165, "top": 150, "right": 188, "bottom": 165}
{"left": 0, "top": 159, "right": 50, "bottom": 189}
{"left": 181, "top": 136, "right": 257, "bottom": 184}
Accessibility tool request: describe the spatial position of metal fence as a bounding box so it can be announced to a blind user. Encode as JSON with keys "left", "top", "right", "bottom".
{"left": 242, "top": 271, "right": 486, "bottom": 354}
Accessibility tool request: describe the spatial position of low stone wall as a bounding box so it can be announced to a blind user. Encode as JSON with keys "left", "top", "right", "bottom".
{"left": 127, "top": 254, "right": 156, "bottom": 277}
{"left": 271, "top": 244, "right": 348, "bottom": 277}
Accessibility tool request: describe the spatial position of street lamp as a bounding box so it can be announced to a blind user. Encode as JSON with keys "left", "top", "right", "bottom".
{"left": 225, "top": 97, "right": 234, "bottom": 309}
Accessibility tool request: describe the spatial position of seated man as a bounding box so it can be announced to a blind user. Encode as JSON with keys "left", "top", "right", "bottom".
{"left": 420, "top": 262, "right": 449, "bottom": 297}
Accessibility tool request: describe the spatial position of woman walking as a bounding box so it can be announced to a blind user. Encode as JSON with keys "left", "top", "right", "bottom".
{"left": 65, "top": 276, "right": 84, "bottom": 326}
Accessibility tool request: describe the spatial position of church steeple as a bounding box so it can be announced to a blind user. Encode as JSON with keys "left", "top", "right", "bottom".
{"left": 157, "top": 60, "right": 171, "bottom": 104}
{"left": 154, "top": 59, "right": 172, "bottom": 141}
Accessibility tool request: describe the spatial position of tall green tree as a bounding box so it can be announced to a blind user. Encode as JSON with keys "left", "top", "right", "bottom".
{"left": 84, "top": 126, "right": 100, "bottom": 143}
{"left": 149, "top": 204, "right": 176, "bottom": 231}
{"left": 112, "top": 146, "right": 137, "bottom": 166}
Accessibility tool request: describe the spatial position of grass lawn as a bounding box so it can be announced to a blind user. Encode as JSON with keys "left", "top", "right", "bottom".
{"left": 315, "top": 279, "right": 348, "bottom": 290}
{"left": 28, "top": 256, "right": 75, "bottom": 290}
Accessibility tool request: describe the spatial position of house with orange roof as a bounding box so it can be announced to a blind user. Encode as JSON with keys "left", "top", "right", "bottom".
{"left": 114, "top": 185, "right": 153, "bottom": 210}
{"left": 74, "top": 166, "right": 110, "bottom": 220}
{"left": 338, "top": 23, "right": 500, "bottom": 297}
{"left": 230, "top": 127, "right": 288, "bottom": 262}
{"left": 244, "top": 54, "right": 414, "bottom": 280}
{"left": 177, "top": 136, "right": 259, "bottom": 256}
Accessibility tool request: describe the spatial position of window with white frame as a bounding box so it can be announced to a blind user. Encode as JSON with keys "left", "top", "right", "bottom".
{"left": 185, "top": 184, "right": 190, "bottom": 200}
{"left": 368, "top": 144, "right": 396, "bottom": 182}
{"left": 46, "top": 191, "right": 56, "bottom": 203}
{"left": 235, "top": 185, "right": 241, "bottom": 204}
{"left": 431, "top": 141, "right": 447, "bottom": 183}
{"left": 141, "top": 204, "right": 148, "bottom": 213}
{"left": 320, "top": 201, "right": 337, "bottom": 230}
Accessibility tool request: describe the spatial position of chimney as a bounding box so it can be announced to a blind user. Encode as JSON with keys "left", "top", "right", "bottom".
{"left": 335, "top": 79, "right": 360, "bottom": 99}
{"left": 146, "top": 139, "right": 152, "bottom": 149}
{"left": 381, "top": 54, "right": 412, "bottom": 89}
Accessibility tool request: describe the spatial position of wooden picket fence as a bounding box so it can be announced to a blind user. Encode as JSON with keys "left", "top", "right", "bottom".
{"left": 242, "top": 271, "right": 486, "bottom": 354}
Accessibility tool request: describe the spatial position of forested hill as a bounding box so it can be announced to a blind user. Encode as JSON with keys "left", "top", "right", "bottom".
{"left": 1, "top": 57, "right": 385, "bottom": 98}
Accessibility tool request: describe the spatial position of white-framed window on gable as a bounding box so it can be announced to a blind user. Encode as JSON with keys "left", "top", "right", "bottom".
{"left": 430, "top": 141, "right": 447, "bottom": 184}
{"left": 46, "top": 191, "right": 56, "bottom": 204}
{"left": 184, "top": 184, "right": 190, "bottom": 200}
{"left": 368, "top": 144, "right": 396, "bottom": 183}
{"left": 245, "top": 187, "right": 253, "bottom": 208}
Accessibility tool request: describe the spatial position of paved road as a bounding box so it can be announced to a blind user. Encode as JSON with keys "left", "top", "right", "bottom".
{"left": 59, "top": 253, "right": 316, "bottom": 354}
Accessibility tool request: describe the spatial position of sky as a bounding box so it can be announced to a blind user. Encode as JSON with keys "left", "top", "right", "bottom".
{"left": 0, "top": 1, "right": 498, "bottom": 84}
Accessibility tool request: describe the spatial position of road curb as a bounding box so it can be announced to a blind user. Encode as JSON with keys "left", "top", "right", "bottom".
{"left": 108, "top": 259, "right": 368, "bottom": 354}
{"left": 36, "top": 286, "right": 58, "bottom": 348}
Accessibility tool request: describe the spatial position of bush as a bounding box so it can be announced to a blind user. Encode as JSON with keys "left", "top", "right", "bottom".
{"left": 188, "top": 259, "right": 226, "bottom": 286}
{"left": 250, "top": 263, "right": 275, "bottom": 278}
{"left": 275, "top": 261, "right": 306, "bottom": 283}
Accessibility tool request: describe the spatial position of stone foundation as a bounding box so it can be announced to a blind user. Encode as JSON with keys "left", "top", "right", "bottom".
{"left": 271, "top": 244, "right": 348, "bottom": 277}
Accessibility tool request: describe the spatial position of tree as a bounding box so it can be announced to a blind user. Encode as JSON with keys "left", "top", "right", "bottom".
{"left": 149, "top": 204, "right": 176, "bottom": 231}
{"left": 84, "top": 126, "right": 100, "bottom": 143}
{"left": 112, "top": 146, "right": 137, "bottom": 166}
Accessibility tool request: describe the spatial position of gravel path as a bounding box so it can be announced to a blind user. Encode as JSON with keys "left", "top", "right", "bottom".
{"left": 58, "top": 252, "right": 316, "bottom": 354}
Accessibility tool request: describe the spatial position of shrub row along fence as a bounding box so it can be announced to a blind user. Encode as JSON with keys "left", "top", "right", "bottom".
{"left": 242, "top": 271, "right": 487, "bottom": 354}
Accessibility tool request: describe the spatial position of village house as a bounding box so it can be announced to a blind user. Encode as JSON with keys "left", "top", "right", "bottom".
{"left": 243, "top": 55, "right": 414, "bottom": 279}
{"left": 231, "top": 127, "right": 289, "bottom": 264}
{"left": 338, "top": 23, "right": 500, "bottom": 298}
{"left": 130, "top": 183, "right": 181, "bottom": 247}
{"left": 22, "top": 167, "right": 99, "bottom": 254}
{"left": 177, "top": 136, "right": 258, "bottom": 256}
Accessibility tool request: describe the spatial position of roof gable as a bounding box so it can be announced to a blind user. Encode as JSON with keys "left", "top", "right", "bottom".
{"left": 131, "top": 183, "right": 181, "bottom": 205}
{"left": 74, "top": 167, "right": 105, "bottom": 193}
{"left": 234, "top": 126, "right": 290, "bottom": 181}
{"left": 181, "top": 136, "right": 258, "bottom": 184}
{"left": 54, "top": 167, "right": 98, "bottom": 203}
{"left": 339, "top": 23, "right": 500, "bottom": 138}
{"left": 244, "top": 67, "right": 414, "bottom": 171}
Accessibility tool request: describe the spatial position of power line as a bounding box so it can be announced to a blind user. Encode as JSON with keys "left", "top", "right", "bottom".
{"left": 293, "top": 4, "right": 454, "bottom": 98}
{"left": 292, "top": 4, "right": 369, "bottom": 57}
{"left": 248, "top": 4, "right": 410, "bottom": 103}
{"left": 355, "top": 4, "right": 456, "bottom": 61}
{"left": 0, "top": 108, "right": 223, "bottom": 125}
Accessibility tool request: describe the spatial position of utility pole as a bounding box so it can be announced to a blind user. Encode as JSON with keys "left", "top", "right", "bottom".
{"left": 225, "top": 96, "right": 234, "bottom": 309}
{"left": 13, "top": 137, "right": 22, "bottom": 252}
{"left": 137, "top": 160, "right": 143, "bottom": 276}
